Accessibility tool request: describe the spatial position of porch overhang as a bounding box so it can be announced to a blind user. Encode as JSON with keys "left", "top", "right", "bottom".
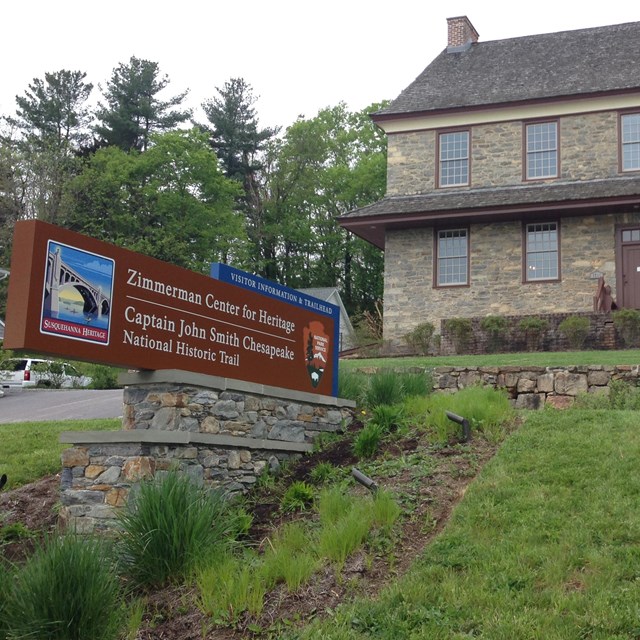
{"left": 338, "top": 176, "right": 640, "bottom": 249}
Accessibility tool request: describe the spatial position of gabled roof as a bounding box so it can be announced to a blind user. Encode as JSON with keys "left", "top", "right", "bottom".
{"left": 375, "top": 21, "right": 640, "bottom": 119}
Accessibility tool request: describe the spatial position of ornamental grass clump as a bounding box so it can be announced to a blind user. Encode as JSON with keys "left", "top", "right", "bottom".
{"left": 198, "top": 552, "right": 266, "bottom": 623}
{"left": 2, "top": 535, "right": 123, "bottom": 640}
{"left": 260, "top": 522, "right": 319, "bottom": 592}
{"left": 117, "top": 470, "right": 241, "bottom": 587}
{"left": 362, "top": 370, "right": 405, "bottom": 408}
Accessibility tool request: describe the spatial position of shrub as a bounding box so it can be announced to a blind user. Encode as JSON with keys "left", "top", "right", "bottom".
{"left": 2, "top": 535, "right": 123, "bottom": 640}
{"left": 353, "top": 423, "right": 383, "bottom": 459}
{"left": 518, "top": 316, "right": 549, "bottom": 351}
{"left": 446, "top": 318, "right": 473, "bottom": 354}
{"left": 558, "top": 315, "right": 590, "bottom": 349}
{"left": 117, "top": 470, "right": 240, "bottom": 587}
{"left": 281, "top": 481, "right": 315, "bottom": 513}
{"left": 613, "top": 308, "right": 640, "bottom": 347}
{"left": 31, "top": 360, "right": 68, "bottom": 388}
{"left": 480, "top": 315, "right": 508, "bottom": 352}
{"left": 404, "top": 322, "right": 436, "bottom": 355}
{"left": 90, "top": 365, "right": 121, "bottom": 389}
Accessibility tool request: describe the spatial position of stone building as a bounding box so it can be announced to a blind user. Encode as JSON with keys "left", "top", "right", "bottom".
{"left": 338, "top": 17, "right": 640, "bottom": 353}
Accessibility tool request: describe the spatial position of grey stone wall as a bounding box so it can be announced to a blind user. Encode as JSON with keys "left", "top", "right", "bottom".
{"left": 386, "top": 111, "right": 620, "bottom": 196}
{"left": 382, "top": 213, "right": 639, "bottom": 353}
{"left": 433, "top": 364, "right": 639, "bottom": 410}
{"left": 59, "top": 371, "right": 355, "bottom": 533}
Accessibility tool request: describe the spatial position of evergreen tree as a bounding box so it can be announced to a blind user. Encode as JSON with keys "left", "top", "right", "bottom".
{"left": 201, "top": 78, "right": 278, "bottom": 273}
{"left": 95, "top": 57, "right": 191, "bottom": 152}
{"left": 10, "top": 70, "right": 93, "bottom": 152}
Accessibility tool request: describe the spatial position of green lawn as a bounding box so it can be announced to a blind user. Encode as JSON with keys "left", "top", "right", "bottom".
{"left": 0, "top": 419, "right": 120, "bottom": 489}
{"left": 340, "top": 349, "right": 640, "bottom": 370}
{"left": 293, "top": 409, "right": 640, "bottom": 639}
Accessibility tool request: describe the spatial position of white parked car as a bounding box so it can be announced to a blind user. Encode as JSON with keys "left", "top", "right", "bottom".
{"left": 0, "top": 358, "right": 92, "bottom": 389}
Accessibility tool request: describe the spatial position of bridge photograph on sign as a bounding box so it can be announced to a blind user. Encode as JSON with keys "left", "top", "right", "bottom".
{"left": 41, "top": 241, "right": 114, "bottom": 345}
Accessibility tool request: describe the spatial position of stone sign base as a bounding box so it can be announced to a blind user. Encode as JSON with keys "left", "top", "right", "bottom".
{"left": 59, "top": 370, "right": 355, "bottom": 533}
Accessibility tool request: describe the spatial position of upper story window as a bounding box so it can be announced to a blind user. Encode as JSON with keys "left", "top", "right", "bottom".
{"left": 438, "top": 130, "right": 469, "bottom": 187}
{"left": 525, "top": 121, "right": 558, "bottom": 180}
{"left": 524, "top": 222, "right": 559, "bottom": 281}
{"left": 621, "top": 113, "right": 640, "bottom": 172}
{"left": 436, "top": 228, "right": 468, "bottom": 286}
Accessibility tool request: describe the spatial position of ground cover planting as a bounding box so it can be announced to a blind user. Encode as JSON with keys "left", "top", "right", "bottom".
{"left": 2, "top": 366, "right": 640, "bottom": 638}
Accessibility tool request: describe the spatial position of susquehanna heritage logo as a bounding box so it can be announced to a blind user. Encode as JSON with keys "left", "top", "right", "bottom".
{"left": 303, "top": 320, "right": 329, "bottom": 388}
{"left": 40, "top": 240, "right": 114, "bottom": 345}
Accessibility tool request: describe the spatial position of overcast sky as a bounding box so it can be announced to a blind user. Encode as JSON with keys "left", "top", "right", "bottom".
{"left": 2, "top": 2, "right": 638, "bottom": 132}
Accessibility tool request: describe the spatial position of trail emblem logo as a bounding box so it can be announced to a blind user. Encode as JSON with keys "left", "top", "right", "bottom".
{"left": 303, "top": 320, "right": 329, "bottom": 388}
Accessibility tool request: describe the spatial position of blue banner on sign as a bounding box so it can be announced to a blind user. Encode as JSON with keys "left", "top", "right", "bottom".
{"left": 210, "top": 263, "right": 340, "bottom": 397}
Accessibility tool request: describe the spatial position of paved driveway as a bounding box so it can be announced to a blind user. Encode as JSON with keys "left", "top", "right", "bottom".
{"left": 0, "top": 388, "right": 124, "bottom": 424}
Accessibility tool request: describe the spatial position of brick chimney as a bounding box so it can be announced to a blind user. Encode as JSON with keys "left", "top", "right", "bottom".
{"left": 447, "top": 16, "right": 479, "bottom": 52}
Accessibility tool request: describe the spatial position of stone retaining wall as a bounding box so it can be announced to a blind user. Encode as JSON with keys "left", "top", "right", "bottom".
{"left": 433, "top": 364, "right": 640, "bottom": 409}
{"left": 59, "top": 370, "right": 355, "bottom": 533}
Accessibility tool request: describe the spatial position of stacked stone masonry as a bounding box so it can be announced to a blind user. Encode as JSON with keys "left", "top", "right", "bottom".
{"left": 60, "top": 375, "right": 354, "bottom": 533}
{"left": 433, "top": 364, "right": 640, "bottom": 410}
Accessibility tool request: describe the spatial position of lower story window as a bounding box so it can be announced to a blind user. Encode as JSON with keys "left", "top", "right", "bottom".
{"left": 437, "top": 228, "right": 468, "bottom": 286}
{"left": 525, "top": 222, "right": 559, "bottom": 281}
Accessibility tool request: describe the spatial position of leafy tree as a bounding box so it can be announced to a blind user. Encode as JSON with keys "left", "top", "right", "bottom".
{"left": 259, "top": 103, "right": 387, "bottom": 314}
{"left": 95, "top": 57, "right": 191, "bottom": 152}
{"left": 64, "top": 128, "right": 245, "bottom": 271}
{"left": 1, "top": 71, "right": 93, "bottom": 226}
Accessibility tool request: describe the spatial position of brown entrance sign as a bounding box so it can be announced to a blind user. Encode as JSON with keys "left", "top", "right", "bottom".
{"left": 4, "top": 221, "right": 337, "bottom": 397}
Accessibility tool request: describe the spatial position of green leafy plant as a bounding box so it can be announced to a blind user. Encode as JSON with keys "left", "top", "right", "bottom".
{"left": 368, "top": 404, "right": 406, "bottom": 434}
{"left": 117, "top": 470, "right": 241, "bottom": 587}
{"left": 2, "top": 535, "right": 123, "bottom": 640}
{"left": 404, "top": 322, "right": 436, "bottom": 355}
{"left": 281, "top": 481, "right": 315, "bottom": 513}
{"left": 480, "top": 315, "right": 508, "bottom": 353}
{"left": 309, "top": 462, "right": 340, "bottom": 485}
{"left": 558, "top": 315, "right": 590, "bottom": 349}
{"left": 353, "top": 423, "right": 383, "bottom": 459}
{"left": 446, "top": 317, "right": 473, "bottom": 354}
{"left": 613, "top": 308, "right": 640, "bottom": 347}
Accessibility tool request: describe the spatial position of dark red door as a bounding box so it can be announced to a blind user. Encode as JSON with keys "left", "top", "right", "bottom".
{"left": 621, "top": 244, "right": 640, "bottom": 309}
